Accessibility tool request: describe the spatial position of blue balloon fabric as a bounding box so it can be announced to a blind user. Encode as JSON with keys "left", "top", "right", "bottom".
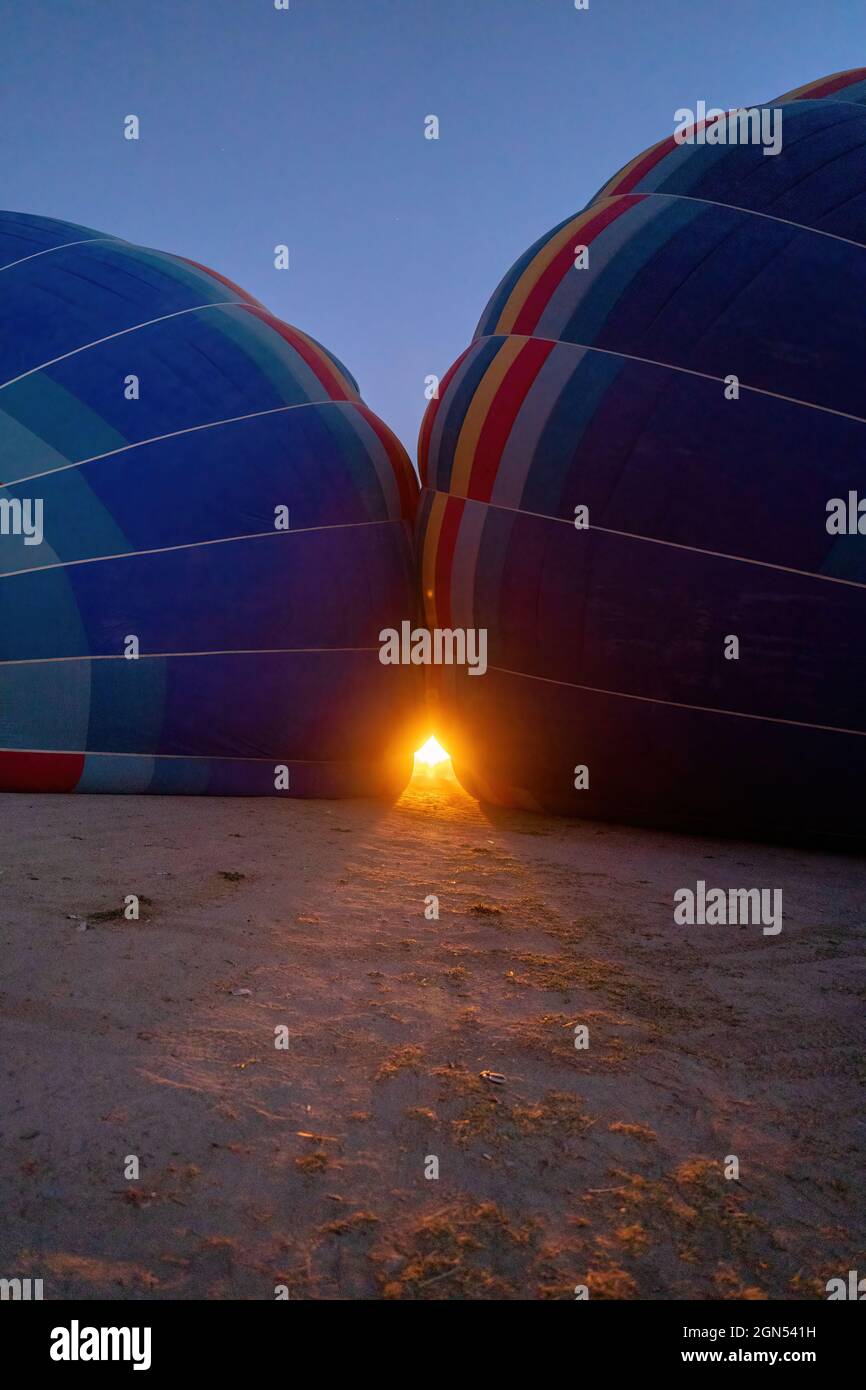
{"left": 418, "top": 68, "right": 866, "bottom": 842}
{"left": 0, "top": 213, "right": 421, "bottom": 796}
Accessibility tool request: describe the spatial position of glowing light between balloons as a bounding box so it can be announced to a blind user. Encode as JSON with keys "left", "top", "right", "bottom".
{"left": 414, "top": 736, "right": 450, "bottom": 770}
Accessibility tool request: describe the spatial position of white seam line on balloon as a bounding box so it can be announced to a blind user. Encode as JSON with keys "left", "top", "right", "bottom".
{"left": 0, "top": 399, "right": 365, "bottom": 491}
{"left": 0, "top": 228, "right": 270, "bottom": 311}
{"left": 0, "top": 647, "right": 381, "bottom": 667}
{"left": 425, "top": 486, "right": 866, "bottom": 592}
{"left": 472, "top": 333, "right": 866, "bottom": 427}
{"left": 0, "top": 517, "right": 398, "bottom": 580}
{"left": 2, "top": 664, "right": 860, "bottom": 739}
{"left": 614, "top": 191, "right": 866, "bottom": 254}
{"left": 0, "top": 301, "right": 248, "bottom": 393}
{"left": 0, "top": 236, "right": 128, "bottom": 274}
{"left": 488, "top": 665, "right": 866, "bottom": 739}
{"left": 0, "top": 747, "right": 365, "bottom": 763}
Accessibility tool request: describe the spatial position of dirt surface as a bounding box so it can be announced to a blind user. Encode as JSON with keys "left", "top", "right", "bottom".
{"left": 1, "top": 764, "right": 864, "bottom": 1300}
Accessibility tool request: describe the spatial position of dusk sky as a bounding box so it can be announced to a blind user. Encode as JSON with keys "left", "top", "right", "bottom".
{"left": 0, "top": 0, "right": 860, "bottom": 458}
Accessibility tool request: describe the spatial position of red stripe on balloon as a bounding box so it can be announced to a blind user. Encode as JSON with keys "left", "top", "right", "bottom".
{"left": 801, "top": 70, "right": 866, "bottom": 99}
{"left": 609, "top": 138, "right": 681, "bottom": 195}
{"left": 417, "top": 344, "right": 475, "bottom": 487}
{"left": 512, "top": 196, "right": 642, "bottom": 335}
{"left": 178, "top": 256, "right": 264, "bottom": 306}
{"left": 0, "top": 749, "right": 85, "bottom": 792}
{"left": 434, "top": 496, "right": 465, "bottom": 630}
{"left": 245, "top": 307, "right": 354, "bottom": 400}
{"left": 355, "top": 403, "right": 419, "bottom": 522}
{"left": 469, "top": 339, "right": 555, "bottom": 502}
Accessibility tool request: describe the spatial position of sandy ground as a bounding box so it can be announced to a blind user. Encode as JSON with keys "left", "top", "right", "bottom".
{"left": 1, "top": 764, "right": 864, "bottom": 1301}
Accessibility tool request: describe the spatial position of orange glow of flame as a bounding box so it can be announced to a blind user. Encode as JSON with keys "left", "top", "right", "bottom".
{"left": 413, "top": 735, "right": 450, "bottom": 771}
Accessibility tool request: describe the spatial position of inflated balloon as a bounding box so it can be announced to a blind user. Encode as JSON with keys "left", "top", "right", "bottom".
{"left": 418, "top": 68, "right": 866, "bottom": 842}
{"left": 0, "top": 213, "right": 421, "bottom": 795}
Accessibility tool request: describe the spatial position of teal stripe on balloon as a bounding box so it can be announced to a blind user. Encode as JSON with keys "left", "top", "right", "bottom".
{"left": 0, "top": 659, "right": 92, "bottom": 749}
{"left": 0, "top": 372, "right": 128, "bottom": 465}
{"left": 209, "top": 304, "right": 332, "bottom": 405}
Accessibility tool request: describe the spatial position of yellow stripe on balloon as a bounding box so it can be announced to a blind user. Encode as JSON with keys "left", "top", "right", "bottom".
{"left": 494, "top": 208, "right": 597, "bottom": 336}
{"left": 421, "top": 490, "right": 447, "bottom": 630}
{"left": 450, "top": 336, "right": 526, "bottom": 498}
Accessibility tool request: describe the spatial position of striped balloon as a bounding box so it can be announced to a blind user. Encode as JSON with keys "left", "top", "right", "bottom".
{"left": 419, "top": 68, "right": 866, "bottom": 842}
{"left": 0, "top": 213, "right": 421, "bottom": 795}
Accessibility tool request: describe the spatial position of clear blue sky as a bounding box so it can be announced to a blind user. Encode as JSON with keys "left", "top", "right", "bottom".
{"left": 0, "top": 0, "right": 860, "bottom": 461}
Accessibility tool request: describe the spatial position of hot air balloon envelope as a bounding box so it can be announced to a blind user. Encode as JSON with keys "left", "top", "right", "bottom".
{"left": 0, "top": 213, "right": 421, "bottom": 796}
{"left": 418, "top": 69, "right": 866, "bottom": 844}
